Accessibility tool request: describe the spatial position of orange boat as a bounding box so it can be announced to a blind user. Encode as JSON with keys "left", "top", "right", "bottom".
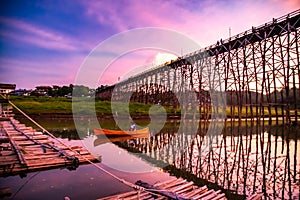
{"left": 93, "top": 127, "right": 149, "bottom": 137}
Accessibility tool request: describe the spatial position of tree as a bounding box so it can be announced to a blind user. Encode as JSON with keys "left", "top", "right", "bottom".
{"left": 73, "top": 85, "right": 90, "bottom": 97}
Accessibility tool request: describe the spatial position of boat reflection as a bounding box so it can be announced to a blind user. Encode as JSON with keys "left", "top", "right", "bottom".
{"left": 94, "top": 132, "right": 150, "bottom": 146}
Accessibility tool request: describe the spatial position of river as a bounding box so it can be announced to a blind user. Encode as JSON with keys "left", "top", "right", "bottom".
{"left": 1, "top": 116, "right": 299, "bottom": 199}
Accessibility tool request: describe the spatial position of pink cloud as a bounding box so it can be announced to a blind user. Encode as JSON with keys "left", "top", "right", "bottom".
{"left": 76, "top": 0, "right": 300, "bottom": 87}
{"left": 0, "top": 17, "right": 62, "bottom": 41}
{"left": 83, "top": 1, "right": 128, "bottom": 31}
{"left": 81, "top": 0, "right": 300, "bottom": 48}
{"left": 0, "top": 30, "right": 78, "bottom": 51}
{"left": 97, "top": 49, "right": 178, "bottom": 85}
{"left": 0, "top": 57, "right": 84, "bottom": 89}
{"left": 2, "top": 0, "right": 299, "bottom": 89}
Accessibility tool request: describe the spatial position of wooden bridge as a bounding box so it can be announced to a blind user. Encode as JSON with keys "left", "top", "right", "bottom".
{"left": 97, "top": 9, "right": 300, "bottom": 125}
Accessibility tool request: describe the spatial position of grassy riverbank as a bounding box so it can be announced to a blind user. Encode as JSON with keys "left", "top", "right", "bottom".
{"left": 6, "top": 96, "right": 295, "bottom": 119}
{"left": 8, "top": 96, "right": 175, "bottom": 117}
{"left": 9, "top": 96, "right": 73, "bottom": 115}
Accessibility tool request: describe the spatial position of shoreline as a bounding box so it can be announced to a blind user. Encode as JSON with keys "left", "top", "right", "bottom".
{"left": 13, "top": 112, "right": 295, "bottom": 123}
{"left": 13, "top": 113, "right": 181, "bottom": 120}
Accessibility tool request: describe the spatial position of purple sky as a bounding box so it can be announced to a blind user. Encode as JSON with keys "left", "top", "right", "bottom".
{"left": 0, "top": 0, "right": 299, "bottom": 89}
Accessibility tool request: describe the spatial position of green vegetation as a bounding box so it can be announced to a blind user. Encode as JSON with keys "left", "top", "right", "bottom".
{"left": 10, "top": 96, "right": 72, "bottom": 115}
{"left": 8, "top": 96, "right": 174, "bottom": 116}
{"left": 7, "top": 96, "right": 297, "bottom": 119}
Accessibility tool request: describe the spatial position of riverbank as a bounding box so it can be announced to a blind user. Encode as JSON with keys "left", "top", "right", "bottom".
{"left": 6, "top": 96, "right": 181, "bottom": 121}
{"left": 7, "top": 96, "right": 297, "bottom": 121}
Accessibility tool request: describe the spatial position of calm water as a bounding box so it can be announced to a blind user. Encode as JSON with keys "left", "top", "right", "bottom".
{"left": 1, "top": 117, "right": 300, "bottom": 199}
{"left": 0, "top": 162, "right": 172, "bottom": 199}
{"left": 118, "top": 121, "right": 300, "bottom": 199}
{"left": 0, "top": 117, "right": 172, "bottom": 199}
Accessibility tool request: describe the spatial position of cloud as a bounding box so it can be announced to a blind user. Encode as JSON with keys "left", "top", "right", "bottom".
{"left": 152, "top": 52, "right": 178, "bottom": 66}
{"left": 0, "top": 17, "right": 92, "bottom": 51}
{"left": 73, "top": 0, "right": 300, "bottom": 87}
{"left": 97, "top": 50, "right": 178, "bottom": 84}
{"left": 0, "top": 30, "right": 77, "bottom": 51}
{"left": 2, "top": 0, "right": 299, "bottom": 89}
{"left": 0, "top": 17, "right": 62, "bottom": 41}
{"left": 80, "top": 0, "right": 299, "bottom": 47}
{"left": 0, "top": 57, "right": 84, "bottom": 89}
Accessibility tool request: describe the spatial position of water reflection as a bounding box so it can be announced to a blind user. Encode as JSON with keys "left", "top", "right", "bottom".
{"left": 15, "top": 116, "right": 300, "bottom": 199}
{"left": 116, "top": 121, "right": 300, "bottom": 199}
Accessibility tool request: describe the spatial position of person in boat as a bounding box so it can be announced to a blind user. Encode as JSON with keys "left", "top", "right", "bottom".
{"left": 129, "top": 122, "right": 136, "bottom": 131}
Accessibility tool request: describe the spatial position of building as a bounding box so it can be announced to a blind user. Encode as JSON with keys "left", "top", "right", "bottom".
{"left": 14, "top": 89, "right": 31, "bottom": 96}
{"left": 0, "top": 83, "right": 16, "bottom": 94}
{"left": 33, "top": 86, "right": 52, "bottom": 96}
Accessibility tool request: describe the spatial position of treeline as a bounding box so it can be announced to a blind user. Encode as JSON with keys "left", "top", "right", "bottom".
{"left": 17, "top": 84, "right": 108, "bottom": 98}
{"left": 15, "top": 83, "right": 300, "bottom": 109}
{"left": 42, "top": 85, "right": 95, "bottom": 97}
{"left": 48, "top": 85, "right": 73, "bottom": 97}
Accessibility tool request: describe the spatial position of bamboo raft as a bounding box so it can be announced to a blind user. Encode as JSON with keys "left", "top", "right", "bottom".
{"left": 98, "top": 179, "right": 263, "bottom": 200}
{"left": 98, "top": 178, "right": 227, "bottom": 200}
{"left": 0, "top": 117, "right": 97, "bottom": 177}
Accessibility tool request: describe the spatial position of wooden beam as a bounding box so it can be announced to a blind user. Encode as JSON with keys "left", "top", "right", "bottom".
{"left": 8, "top": 136, "right": 26, "bottom": 166}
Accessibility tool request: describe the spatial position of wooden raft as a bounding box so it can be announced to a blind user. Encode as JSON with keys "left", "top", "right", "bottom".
{"left": 0, "top": 118, "right": 97, "bottom": 177}
{"left": 98, "top": 178, "right": 227, "bottom": 200}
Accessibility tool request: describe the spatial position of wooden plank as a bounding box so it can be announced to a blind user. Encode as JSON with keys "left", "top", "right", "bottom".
{"left": 124, "top": 191, "right": 152, "bottom": 200}
{"left": 155, "top": 196, "right": 167, "bottom": 200}
{"left": 0, "top": 136, "right": 9, "bottom": 142}
{"left": 0, "top": 155, "right": 18, "bottom": 162}
{"left": 24, "top": 154, "right": 62, "bottom": 160}
{"left": 202, "top": 190, "right": 221, "bottom": 200}
{"left": 5, "top": 132, "right": 22, "bottom": 137}
{"left": 12, "top": 135, "right": 48, "bottom": 141}
{"left": 0, "top": 150, "right": 15, "bottom": 156}
{"left": 23, "top": 145, "right": 53, "bottom": 150}
{"left": 183, "top": 186, "right": 208, "bottom": 198}
{"left": 0, "top": 160, "right": 16, "bottom": 166}
{"left": 154, "top": 178, "right": 178, "bottom": 187}
{"left": 26, "top": 159, "right": 73, "bottom": 168}
{"left": 174, "top": 185, "right": 194, "bottom": 195}
{"left": 193, "top": 190, "right": 214, "bottom": 200}
{"left": 15, "top": 140, "right": 51, "bottom": 146}
{"left": 12, "top": 132, "right": 44, "bottom": 137}
{"left": 170, "top": 181, "right": 194, "bottom": 193}
{"left": 135, "top": 180, "right": 191, "bottom": 200}
{"left": 97, "top": 191, "right": 137, "bottom": 200}
{"left": 160, "top": 178, "right": 187, "bottom": 190}
{"left": 7, "top": 136, "right": 26, "bottom": 166}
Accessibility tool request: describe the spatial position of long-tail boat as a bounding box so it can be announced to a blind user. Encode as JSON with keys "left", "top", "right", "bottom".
{"left": 93, "top": 127, "right": 149, "bottom": 137}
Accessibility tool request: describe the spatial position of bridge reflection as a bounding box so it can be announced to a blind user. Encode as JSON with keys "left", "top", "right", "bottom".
{"left": 115, "top": 121, "right": 300, "bottom": 199}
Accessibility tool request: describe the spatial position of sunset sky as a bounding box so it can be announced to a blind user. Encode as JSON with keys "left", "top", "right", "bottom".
{"left": 0, "top": 0, "right": 299, "bottom": 89}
